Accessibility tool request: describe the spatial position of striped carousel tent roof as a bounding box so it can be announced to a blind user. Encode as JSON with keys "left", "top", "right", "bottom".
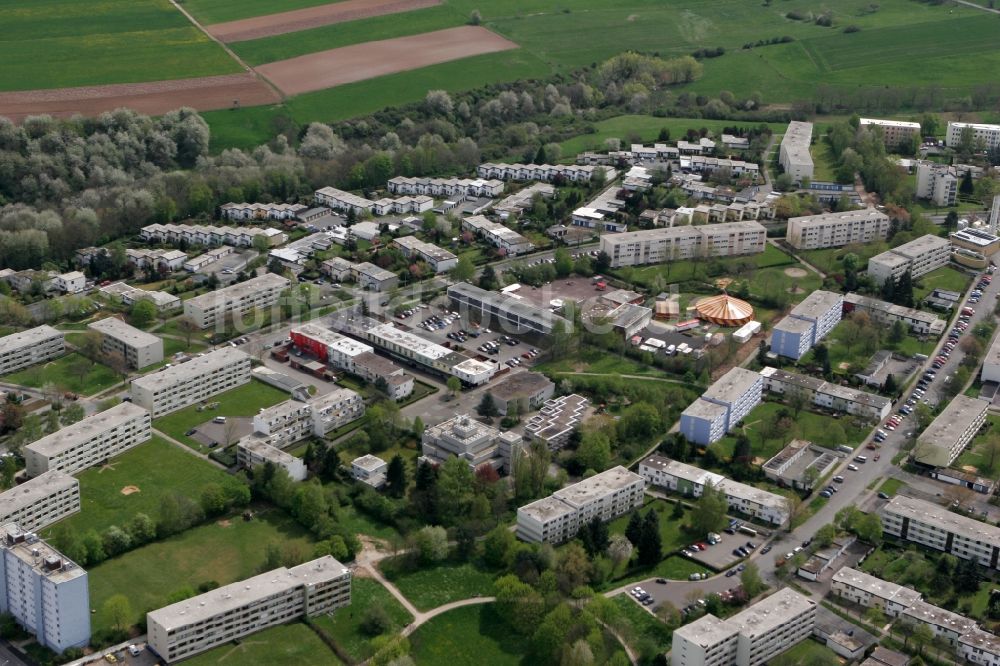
{"left": 695, "top": 293, "right": 754, "bottom": 326}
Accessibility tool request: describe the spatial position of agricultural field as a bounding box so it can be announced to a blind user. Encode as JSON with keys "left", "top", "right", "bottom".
{"left": 0, "top": 0, "right": 239, "bottom": 91}
{"left": 409, "top": 604, "right": 530, "bottom": 665}
{"left": 183, "top": 622, "right": 341, "bottom": 666}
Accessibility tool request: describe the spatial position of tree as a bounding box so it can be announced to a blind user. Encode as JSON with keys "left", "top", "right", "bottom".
{"left": 60, "top": 402, "right": 85, "bottom": 426}
{"left": 814, "top": 523, "right": 836, "bottom": 547}
{"left": 691, "top": 481, "right": 728, "bottom": 534}
{"left": 413, "top": 525, "right": 449, "bottom": 564}
{"left": 888, "top": 320, "right": 906, "bottom": 344}
{"left": 450, "top": 254, "right": 475, "bottom": 283}
{"left": 477, "top": 393, "right": 498, "bottom": 418}
{"left": 955, "top": 557, "right": 982, "bottom": 594}
{"left": 912, "top": 623, "right": 934, "bottom": 656}
{"left": 637, "top": 510, "right": 662, "bottom": 566}
{"left": 883, "top": 373, "right": 897, "bottom": 395}
{"left": 361, "top": 604, "right": 393, "bottom": 636}
{"left": 577, "top": 430, "right": 611, "bottom": 472}
{"left": 446, "top": 376, "right": 462, "bottom": 398}
{"left": 0, "top": 457, "right": 15, "bottom": 490}
{"left": 479, "top": 264, "right": 498, "bottom": 290}
{"left": 386, "top": 454, "right": 407, "bottom": 498}
{"left": 607, "top": 534, "right": 633, "bottom": 569}
{"left": 177, "top": 316, "right": 200, "bottom": 349}
{"left": 494, "top": 574, "right": 545, "bottom": 635}
{"left": 103, "top": 594, "right": 133, "bottom": 633}
{"left": 553, "top": 248, "right": 573, "bottom": 277}
{"left": 130, "top": 299, "right": 157, "bottom": 329}
{"left": 624, "top": 511, "right": 643, "bottom": 546}
{"left": 200, "top": 483, "right": 228, "bottom": 516}
{"left": 740, "top": 562, "right": 764, "bottom": 597}
{"left": 854, "top": 513, "right": 883, "bottom": 544}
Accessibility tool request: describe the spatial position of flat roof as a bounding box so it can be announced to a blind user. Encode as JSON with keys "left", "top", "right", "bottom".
{"left": 448, "top": 282, "right": 567, "bottom": 328}
{"left": 703, "top": 367, "right": 761, "bottom": 404}
{"left": 916, "top": 395, "right": 988, "bottom": 465}
{"left": 832, "top": 567, "right": 921, "bottom": 608}
{"left": 489, "top": 372, "right": 554, "bottom": 402}
{"left": 131, "top": 347, "right": 248, "bottom": 393}
{"left": 293, "top": 323, "right": 372, "bottom": 357}
{"left": 0, "top": 325, "right": 62, "bottom": 355}
{"left": 518, "top": 495, "right": 577, "bottom": 522}
{"left": 673, "top": 613, "right": 737, "bottom": 647}
{"left": 780, "top": 121, "right": 814, "bottom": 167}
{"left": 789, "top": 208, "right": 888, "bottom": 227}
{"left": 353, "top": 262, "right": 396, "bottom": 281}
{"left": 860, "top": 118, "right": 921, "bottom": 129}
{"left": 773, "top": 316, "right": 814, "bottom": 335}
{"left": 352, "top": 454, "right": 386, "bottom": 472}
{"left": 682, "top": 398, "right": 729, "bottom": 422}
{"left": 892, "top": 233, "right": 950, "bottom": 259}
{"left": 902, "top": 599, "right": 978, "bottom": 635}
{"left": 959, "top": 629, "right": 1000, "bottom": 655}
{"left": 0, "top": 471, "right": 77, "bottom": 518}
{"left": 728, "top": 588, "right": 815, "bottom": 639}
{"left": 185, "top": 273, "right": 289, "bottom": 309}
{"left": 238, "top": 436, "right": 301, "bottom": 467}
{"left": 883, "top": 494, "right": 1000, "bottom": 549}
{"left": 0, "top": 523, "right": 85, "bottom": 584}
{"left": 789, "top": 290, "right": 842, "bottom": 320}
{"left": 26, "top": 402, "right": 148, "bottom": 458}
{"left": 552, "top": 466, "right": 643, "bottom": 509}
{"left": 393, "top": 236, "right": 457, "bottom": 263}
{"left": 88, "top": 317, "right": 161, "bottom": 348}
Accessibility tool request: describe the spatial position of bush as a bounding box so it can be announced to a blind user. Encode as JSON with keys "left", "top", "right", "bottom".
{"left": 844, "top": 24, "right": 861, "bottom": 33}
{"left": 361, "top": 605, "right": 393, "bottom": 636}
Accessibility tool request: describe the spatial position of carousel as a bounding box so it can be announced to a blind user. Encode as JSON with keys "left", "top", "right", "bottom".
{"left": 694, "top": 293, "right": 754, "bottom": 327}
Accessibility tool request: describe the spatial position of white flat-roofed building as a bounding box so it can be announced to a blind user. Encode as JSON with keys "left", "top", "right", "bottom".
{"left": 759, "top": 366, "right": 891, "bottom": 422}
{"left": 868, "top": 234, "right": 951, "bottom": 286}
{"left": 127, "top": 248, "right": 187, "bottom": 272}
{"left": 88, "top": 317, "right": 164, "bottom": 369}
{"left": 290, "top": 324, "right": 373, "bottom": 374}
{"left": 680, "top": 367, "right": 763, "bottom": 445}
{"left": 516, "top": 466, "right": 645, "bottom": 543}
{"left": 24, "top": 403, "right": 151, "bottom": 477}
{"left": 388, "top": 176, "right": 503, "bottom": 198}
{"left": 843, "top": 292, "right": 946, "bottom": 336}
{"left": 421, "top": 414, "right": 522, "bottom": 472}
{"left": 130, "top": 347, "right": 251, "bottom": 417}
{"left": 959, "top": 629, "right": 1000, "bottom": 666}
{"left": 351, "top": 455, "right": 387, "bottom": 489}
{"left": 309, "top": 388, "right": 365, "bottom": 436}
{"left": 830, "top": 567, "right": 921, "bottom": 617}
{"left": 860, "top": 118, "right": 921, "bottom": 149}
{"left": 639, "top": 456, "right": 789, "bottom": 526}
{"left": 947, "top": 122, "right": 1000, "bottom": 150}
{"left": 771, "top": 290, "right": 843, "bottom": 360}
{"left": 351, "top": 262, "right": 398, "bottom": 292}
{"left": 0, "top": 326, "right": 63, "bottom": 376}
{"left": 524, "top": 394, "right": 589, "bottom": 450}
{"left": 219, "top": 202, "right": 305, "bottom": 221}
{"left": 487, "top": 372, "right": 555, "bottom": 416}
{"left": 352, "top": 352, "right": 413, "bottom": 401}
{"left": 881, "top": 494, "right": 1000, "bottom": 570}
{"left": 448, "top": 282, "right": 568, "bottom": 336}
{"left": 672, "top": 588, "right": 815, "bottom": 666}
{"left": 461, "top": 215, "right": 535, "bottom": 256}
{"left": 0, "top": 523, "right": 89, "bottom": 653}
{"left": 902, "top": 600, "right": 979, "bottom": 646}
{"left": 99, "top": 282, "right": 180, "bottom": 313}
{"left": 0, "top": 472, "right": 79, "bottom": 533}
{"left": 599, "top": 222, "right": 767, "bottom": 268}
{"left": 916, "top": 160, "right": 960, "bottom": 206}
{"left": 52, "top": 271, "right": 86, "bottom": 294}
{"left": 250, "top": 389, "right": 364, "bottom": 451}
{"left": 477, "top": 162, "right": 612, "bottom": 184}
{"left": 183, "top": 273, "right": 290, "bottom": 329}
{"left": 392, "top": 236, "right": 457, "bottom": 273}
{"left": 236, "top": 437, "right": 307, "bottom": 482}
{"left": 779, "top": 121, "right": 814, "bottom": 183}
{"left": 147, "top": 556, "right": 351, "bottom": 663}
{"left": 140, "top": 223, "right": 287, "bottom": 248}
{"left": 786, "top": 209, "right": 890, "bottom": 250}
{"left": 914, "top": 395, "right": 988, "bottom": 467}
{"left": 983, "top": 333, "right": 1000, "bottom": 384}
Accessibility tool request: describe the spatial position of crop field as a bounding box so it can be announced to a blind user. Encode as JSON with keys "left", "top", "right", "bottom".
{"left": 0, "top": 0, "right": 239, "bottom": 92}
{"left": 184, "top": 0, "right": 355, "bottom": 25}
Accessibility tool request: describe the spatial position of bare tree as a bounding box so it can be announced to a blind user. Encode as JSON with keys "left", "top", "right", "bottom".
{"left": 103, "top": 350, "right": 130, "bottom": 383}
{"left": 223, "top": 419, "right": 239, "bottom": 448}
{"left": 177, "top": 316, "right": 200, "bottom": 349}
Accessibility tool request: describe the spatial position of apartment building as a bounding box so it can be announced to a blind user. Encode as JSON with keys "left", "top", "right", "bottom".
{"left": 680, "top": 155, "right": 760, "bottom": 181}
{"left": 860, "top": 118, "right": 921, "bottom": 149}
{"left": 351, "top": 455, "right": 387, "bottom": 489}
{"left": 598, "top": 222, "right": 767, "bottom": 268}
{"left": 52, "top": 271, "right": 86, "bottom": 294}
{"left": 251, "top": 389, "right": 364, "bottom": 450}
{"left": 421, "top": 414, "right": 523, "bottom": 472}
{"left": 516, "top": 466, "right": 645, "bottom": 543}
{"left": 914, "top": 395, "right": 988, "bottom": 467}
{"left": 461, "top": 215, "right": 535, "bottom": 256}
{"left": 785, "top": 209, "right": 890, "bottom": 250}
{"left": 127, "top": 248, "right": 187, "bottom": 272}
{"left": 759, "top": 367, "right": 891, "bottom": 422}
{"left": 140, "top": 223, "right": 287, "bottom": 248}
{"left": 351, "top": 262, "right": 398, "bottom": 292}
{"left": 322, "top": 257, "right": 353, "bottom": 281}
{"left": 843, "top": 292, "right": 946, "bottom": 336}
{"left": 352, "top": 352, "right": 414, "bottom": 401}
{"left": 130, "top": 347, "right": 251, "bottom": 417}
{"left": 290, "top": 324, "right": 373, "bottom": 373}
{"left": 959, "top": 630, "right": 1000, "bottom": 666}
{"left": 219, "top": 202, "right": 306, "bottom": 221}
{"left": 487, "top": 372, "right": 555, "bottom": 416}
{"left": 903, "top": 601, "right": 980, "bottom": 646}
{"left": 524, "top": 394, "right": 589, "bottom": 450}
{"left": 916, "top": 160, "right": 960, "bottom": 206}
{"left": 881, "top": 495, "right": 1000, "bottom": 569}
{"left": 477, "top": 162, "right": 612, "bottom": 183}
{"left": 0, "top": 472, "right": 79, "bottom": 533}
{"left": 448, "top": 282, "right": 568, "bottom": 336}
{"left": 99, "top": 282, "right": 180, "bottom": 313}
{"left": 0, "top": 524, "right": 89, "bottom": 653}
{"left": 867, "top": 234, "right": 950, "bottom": 286}
{"left": 313, "top": 186, "right": 438, "bottom": 216}
{"left": 761, "top": 440, "right": 839, "bottom": 490}
{"left": 147, "top": 556, "right": 351, "bottom": 663}
{"left": 25, "top": 402, "right": 151, "bottom": 477}
{"left": 830, "top": 567, "right": 922, "bottom": 618}
{"left": 0, "top": 326, "right": 64, "bottom": 376}
{"left": 494, "top": 182, "right": 556, "bottom": 219}
{"left": 779, "top": 121, "right": 814, "bottom": 183}
{"left": 387, "top": 176, "right": 504, "bottom": 198}
{"left": 672, "top": 588, "right": 816, "bottom": 666}
{"left": 183, "top": 273, "right": 290, "bottom": 329}
{"left": 947, "top": 122, "right": 1000, "bottom": 150}
{"left": 391, "top": 236, "right": 458, "bottom": 273}
{"left": 679, "top": 367, "right": 763, "bottom": 446}
{"left": 88, "top": 317, "right": 164, "bottom": 369}
{"left": 770, "top": 290, "right": 843, "bottom": 360}
{"left": 236, "top": 438, "right": 307, "bottom": 482}
{"left": 983, "top": 333, "right": 1000, "bottom": 385}
{"left": 639, "top": 456, "right": 790, "bottom": 526}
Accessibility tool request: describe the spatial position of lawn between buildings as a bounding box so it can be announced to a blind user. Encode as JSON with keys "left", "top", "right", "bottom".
{"left": 716, "top": 401, "right": 869, "bottom": 461}
{"left": 409, "top": 603, "right": 531, "bottom": 665}
{"left": 378, "top": 557, "right": 498, "bottom": 612}
{"left": 182, "top": 621, "right": 342, "bottom": 666}
{"left": 1, "top": 352, "right": 121, "bottom": 396}
{"left": 914, "top": 265, "right": 974, "bottom": 304}
{"left": 310, "top": 577, "right": 413, "bottom": 663}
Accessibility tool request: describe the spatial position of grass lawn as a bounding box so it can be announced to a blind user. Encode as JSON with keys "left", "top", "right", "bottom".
{"left": 88, "top": 506, "right": 315, "bottom": 634}
{"left": 820, "top": 318, "right": 937, "bottom": 373}
{"left": 608, "top": 500, "right": 693, "bottom": 555}
{"left": 954, "top": 414, "right": 1000, "bottom": 473}
{"left": 311, "top": 578, "right": 413, "bottom": 663}
{"left": 154, "top": 379, "right": 288, "bottom": 449}
{"left": 768, "top": 639, "right": 842, "bottom": 666}
{"left": 183, "top": 622, "right": 341, "bottom": 666}
{"left": 42, "top": 436, "right": 242, "bottom": 537}
{"left": 2, "top": 352, "right": 120, "bottom": 396}
{"left": 878, "top": 478, "right": 905, "bottom": 496}
{"left": 799, "top": 241, "right": 889, "bottom": 275}
{"left": 379, "top": 557, "right": 497, "bottom": 612}
{"left": 534, "top": 346, "right": 674, "bottom": 380}
{"left": 914, "top": 266, "right": 972, "bottom": 303}
{"left": 409, "top": 603, "right": 530, "bottom": 665}
{"left": 809, "top": 139, "right": 840, "bottom": 182}
{"left": 611, "top": 594, "right": 672, "bottom": 656}
{"left": 0, "top": 0, "right": 239, "bottom": 91}
{"left": 717, "top": 401, "right": 869, "bottom": 460}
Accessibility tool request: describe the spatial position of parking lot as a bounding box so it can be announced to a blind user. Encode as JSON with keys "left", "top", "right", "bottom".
{"left": 682, "top": 528, "right": 767, "bottom": 571}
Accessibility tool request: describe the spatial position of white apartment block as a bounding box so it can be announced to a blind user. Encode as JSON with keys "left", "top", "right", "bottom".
{"left": 351, "top": 262, "right": 398, "bottom": 292}
{"left": 477, "top": 162, "right": 613, "bottom": 183}
{"left": 147, "top": 556, "right": 351, "bottom": 663}
{"left": 843, "top": 292, "right": 945, "bottom": 336}
{"left": 421, "top": 414, "right": 523, "bottom": 473}
{"left": 0, "top": 524, "right": 89, "bottom": 653}
{"left": 599, "top": 222, "right": 766, "bottom": 268}
{"left": 947, "top": 122, "right": 1000, "bottom": 150}
{"left": 679, "top": 368, "right": 763, "bottom": 446}
{"left": 867, "top": 234, "right": 950, "bottom": 285}
{"left": 391, "top": 236, "right": 458, "bottom": 273}
{"left": 448, "top": 282, "right": 568, "bottom": 336}
{"left": 516, "top": 466, "right": 645, "bottom": 543}
{"left": 351, "top": 454, "right": 387, "bottom": 489}
{"left": 236, "top": 438, "right": 307, "bottom": 482}
{"left": 779, "top": 121, "right": 814, "bottom": 183}
{"left": 388, "top": 176, "right": 504, "bottom": 198}
{"left": 916, "top": 160, "right": 960, "bottom": 206}
{"left": 860, "top": 118, "right": 921, "bottom": 149}
{"left": 183, "top": 246, "right": 233, "bottom": 273}
{"left": 959, "top": 630, "right": 1000, "bottom": 666}
{"left": 881, "top": 494, "right": 1000, "bottom": 570}
{"left": 785, "top": 208, "right": 890, "bottom": 250}
{"left": 0, "top": 472, "right": 79, "bottom": 533}
{"left": 639, "top": 456, "right": 789, "bottom": 526}
{"left": 461, "top": 215, "right": 535, "bottom": 256}
{"left": 914, "top": 395, "right": 988, "bottom": 467}
{"left": 99, "top": 281, "right": 180, "bottom": 313}
{"left": 88, "top": 317, "right": 164, "bottom": 369}
{"left": 0, "top": 326, "right": 64, "bottom": 376}
{"left": 353, "top": 352, "right": 414, "bottom": 401}
{"left": 250, "top": 389, "right": 364, "bottom": 450}
{"left": 219, "top": 202, "right": 306, "bottom": 221}
{"left": 672, "top": 588, "right": 816, "bottom": 666}
{"left": 140, "top": 223, "right": 287, "bottom": 248}
{"left": 770, "top": 290, "right": 843, "bottom": 361}
{"left": 984, "top": 332, "right": 1000, "bottom": 385}
{"left": 183, "top": 273, "right": 290, "bottom": 329}
{"left": 130, "top": 347, "right": 251, "bottom": 418}
{"left": 679, "top": 155, "right": 760, "bottom": 180}
{"left": 830, "top": 567, "right": 922, "bottom": 618}
{"left": 52, "top": 271, "right": 86, "bottom": 294}
{"left": 759, "top": 366, "right": 891, "bottom": 422}
{"left": 25, "top": 402, "right": 151, "bottom": 477}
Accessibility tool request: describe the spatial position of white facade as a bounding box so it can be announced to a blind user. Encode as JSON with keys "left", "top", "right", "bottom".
{"left": 860, "top": 118, "right": 921, "bottom": 148}
{"left": 759, "top": 366, "right": 891, "bottom": 422}
{"left": 0, "top": 326, "right": 64, "bottom": 376}
{"left": 867, "top": 234, "right": 951, "bottom": 286}
{"left": 147, "top": 556, "right": 351, "bottom": 663}
{"left": 52, "top": 271, "right": 86, "bottom": 294}
{"left": 130, "top": 348, "right": 251, "bottom": 418}
{"left": 461, "top": 215, "right": 535, "bottom": 256}
{"left": 785, "top": 208, "right": 890, "bottom": 250}
{"left": 916, "top": 160, "right": 959, "bottom": 207}
{"left": 140, "top": 223, "right": 287, "bottom": 248}
{"left": 219, "top": 202, "right": 305, "bottom": 221}
{"left": 477, "top": 162, "right": 612, "bottom": 183}
{"left": 770, "top": 290, "right": 843, "bottom": 361}
{"left": 830, "top": 567, "right": 922, "bottom": 618}
{"left": 391, "top": 236, "right": 458, "bottom": 273}
{"left": 779, "top": 121, "right": 814, "bottom": 183}
{"left": 236, "top": 437, "right": 307, "bottom": 482}
{"left": 25, "top": 403, "right": 151, "bottom": 477}
{"left": 183, "top": 273, "right": 290, "bottom": 329}
{"left": 679, "top": 368, "right": 763, "bottom": 446}
{"left": 881, "top": 495, "right": 1000, "bottom": 570}
{"left": 0, "top": 472, "right": 79, "bottom": 533}
{"left": 88, "top": 317, "right": 164, "bottom": 369}
{"left": 351, "top": 454, "right": 387, "bottom": 489}
{"left": 448, "top": 282, "right": 568, "bottom": 336}
{"left": 947, "top": 122, "right": 1000, "bottom": 150}
{"left": 914, "top": 395, "right": 988, "bottom": 467}
{"left": 599, "top": 222, "right": 767, "bottom": 268}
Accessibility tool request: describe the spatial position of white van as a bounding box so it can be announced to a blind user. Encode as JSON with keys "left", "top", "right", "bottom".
{"left": 213, "top": 416, "right": 227, "bottom": 424}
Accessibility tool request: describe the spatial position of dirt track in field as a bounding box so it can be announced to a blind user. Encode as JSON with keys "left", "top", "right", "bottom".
{"left": 0, "top": 73, "right": 280, "bottom": 121}
{"left": 256, "top": 26, "right": 518, "bottom": 96}
{"left": 205, "top": 0, "right": 442, "bottom": 43}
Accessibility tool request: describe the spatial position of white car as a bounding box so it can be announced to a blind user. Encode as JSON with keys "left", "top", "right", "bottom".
{"left": 847, "top": 463, "right": 859, "bottom": 471}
